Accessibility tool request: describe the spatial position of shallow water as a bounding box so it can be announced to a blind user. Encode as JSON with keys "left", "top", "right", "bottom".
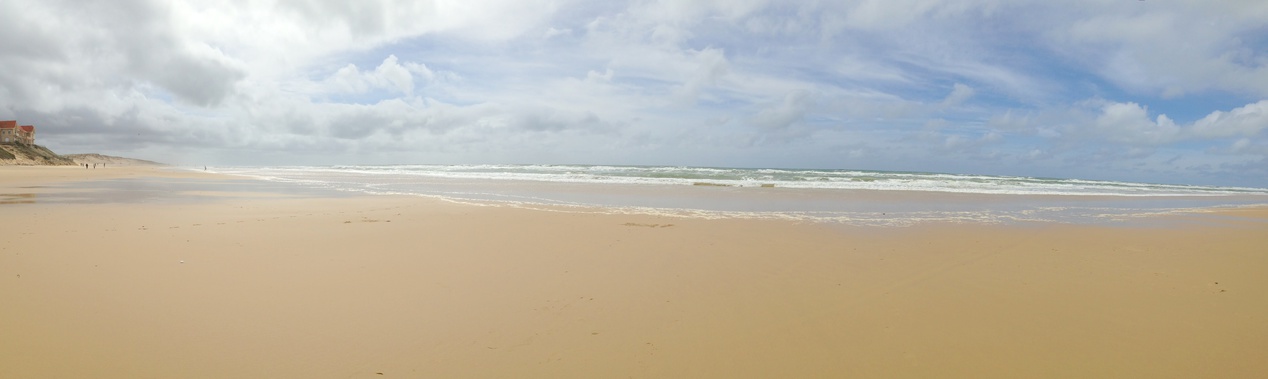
{"left": 205, "top": 165, "right": 1268, "bottom": 226}
{"left": 15, "top": 177, "right": 351, "bottom": 204}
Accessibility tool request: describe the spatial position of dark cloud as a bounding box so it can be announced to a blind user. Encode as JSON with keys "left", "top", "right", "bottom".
{"left": 14, "top": 104, "right": 234, "bottom": 157}
{"left": 141, "top": 52, "right": 246, "bottom": 107}
{"left": 102, "top": 1, "right": 245, "bottom": 106}
{"left": 0, "top": 4, "right": 68, "bottom": 61}
{"left": 0, "top": 0, "right": 244, "bottom": 107}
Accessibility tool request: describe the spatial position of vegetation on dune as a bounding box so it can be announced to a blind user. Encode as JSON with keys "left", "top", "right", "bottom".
{"left": 0, "top": 143, "right": 77, "bottom": 166}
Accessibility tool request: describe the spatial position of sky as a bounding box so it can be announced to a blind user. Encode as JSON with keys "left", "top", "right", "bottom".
{"left": 1, "top": 0, "right": 1267, "bottom": 186}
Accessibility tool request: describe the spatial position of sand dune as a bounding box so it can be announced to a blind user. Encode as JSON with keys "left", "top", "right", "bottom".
{"left": 64, "top": 153, "right": 163, "bottom": 166}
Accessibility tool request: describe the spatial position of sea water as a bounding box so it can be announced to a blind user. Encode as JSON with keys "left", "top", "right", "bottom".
{"left": 209, "top": 164, "right": 1268, "bottom": 226}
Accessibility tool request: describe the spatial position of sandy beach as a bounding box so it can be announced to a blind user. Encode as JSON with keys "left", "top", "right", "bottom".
{"left": 2, "top": 166, "right": 1266, "bottom": 378}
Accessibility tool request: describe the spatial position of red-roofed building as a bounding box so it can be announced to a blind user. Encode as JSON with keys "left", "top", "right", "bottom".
{"left": 1, "top": 120, "right": 35, "bottom": 144}
{"left": 18, "top": 125, "right": 34, "bottom": 144}
{"left": 0, "top": 120, "right": 17, "bottom": 143}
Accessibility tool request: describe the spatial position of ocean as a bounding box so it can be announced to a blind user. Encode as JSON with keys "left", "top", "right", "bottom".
{"left": 209, "top": 164, "right": 1268, "bottom": 226}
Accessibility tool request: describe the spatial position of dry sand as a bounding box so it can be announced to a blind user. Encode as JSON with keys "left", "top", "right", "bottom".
{"left": 2, "top": 166, "right": 1266, "bottom": 378}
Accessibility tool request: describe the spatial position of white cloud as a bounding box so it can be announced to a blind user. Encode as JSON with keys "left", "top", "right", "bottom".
{"left": 1091, "top": 101, "right": 1180, "bottom": 145}
{"left": 1190, "top": 100, "right": 1268, "bottom": 138}
{"left": 1047, "top": 1, "right": 1268, "bottom": 97}
{"left": 1231, "top": 138, "right": 1253, "bottom": 153}
{"left": 3, "top": 0, "right": 1267, "bottom": 185}
{"left": 940, "top": 83, "right": 975, "bottom": 108}
{"left": 673, "top": 48, "right": 730, "bottom": 104}
{"left": 1028, "top": 99, "right": 1268, "bottom": 149}
{"left": 322, "top": 55, "right": 430, "bottom": 96}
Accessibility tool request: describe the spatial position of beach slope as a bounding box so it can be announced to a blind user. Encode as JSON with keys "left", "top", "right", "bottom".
{"left": 2, "top": 166, "right": 1266, "bottom": 378}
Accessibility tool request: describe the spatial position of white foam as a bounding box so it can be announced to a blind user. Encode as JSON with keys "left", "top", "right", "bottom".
{"left": 196, "top": 165, "right": 1268, "bottom": 226}
{"left": 209, "top": 165, "right": 1268, "bottom": 197}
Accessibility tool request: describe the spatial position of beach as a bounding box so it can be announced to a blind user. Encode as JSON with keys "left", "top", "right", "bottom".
{"left": 2, "top": 166, "right": 1267, "bottom": 378}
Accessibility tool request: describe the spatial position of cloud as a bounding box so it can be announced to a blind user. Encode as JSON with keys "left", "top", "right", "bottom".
{"left": 835, "top": 0, "right": 1004, "bottom": 31}
{"left": 1090, "top": 101, "right": 1180, "bottom": 145}
{"left": 981, "top": 98, "right": 1266, "bottom": 149}
{"left": 751, "top": 89, "right": 813, "bottom": 130}
{"left": 1071, "top": 99, "right": 1268, "bottom": 147}
{"left": 322, "top": 55, "right": 433, "bottom": 96}
{"left": 543, "top": 27, "right": 572, "bottom": 39}
{"left": 0, "top": 0, "right": 245, "bottom": 107}
{"left": 940, "top": 83, "right": 975, "bottom": 108}
{"left": 673, "top": 48, "right": 730, "bottom": 104}
{"left": 2, "top": 0, "right": 1267, "bottom": 186}
{"left": 1048, "top": 1, "right": 1268, "bottom": 97}
{"left": 1190, "top": 100, "right": 1268, "bottom": 138}
{"left": 141, "top": 48, "right": 246, "bottom": 107}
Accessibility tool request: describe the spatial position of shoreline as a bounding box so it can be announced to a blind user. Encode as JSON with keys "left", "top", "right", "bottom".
{"left": 3, "top": 166, "right": 1267, "bottom": 378}
{"left": 17, "top": 165, "right": 1268, "bottom": 227}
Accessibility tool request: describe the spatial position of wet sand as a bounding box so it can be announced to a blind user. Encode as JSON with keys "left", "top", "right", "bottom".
{"left": 2, "top": 166, "right": 1266, "bottom": 378}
